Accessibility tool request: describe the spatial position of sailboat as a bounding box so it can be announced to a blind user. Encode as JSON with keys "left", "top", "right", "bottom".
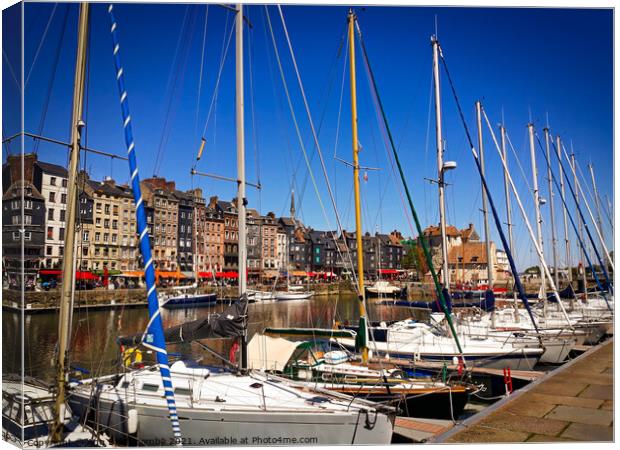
{"left": 260, "top": 9, "right": 479, "bottom": 420}
{"left": 68, "top": 5, "right": 394, "bottom": 445}
{"left": 336, "top": 32, "right": 550, "bottom": 371}
{"left": 449, "top": 108, "right": 612, "bottom": 356}
{"left": 1, "top": 3, "right": 105, "bottom": 447}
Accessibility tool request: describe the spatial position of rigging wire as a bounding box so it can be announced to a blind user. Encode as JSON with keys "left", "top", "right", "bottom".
{"left": 293, "top": 24, "right": 347, "bottom": 215}
{"left": 197, "top": 13, "right": 235, "bottom": 146}
{"left": 194, "top": 5, "right": 209, "bottom": 138}
{"left": 354, "top": 23, "right": 465, "bottom": 356}
{"left": 152, "top": 5, "right": 193, "bottom": 175}
{"left": 3, "top": 48, "right": 21, "bottom": 90}
{"left": 247, "top": 7, "right": 262, "bottom": 213}
{"left": 265, "top": 6, "right": 359, "bottom": 291}
{"left": 25, "top": 3, "right": 58, "bottom": 89}
{"left": 34, "top": 4, "right": 70, "bottom": 155}
{"left": 436, "top": 41, "right": 541, "bottom": 333}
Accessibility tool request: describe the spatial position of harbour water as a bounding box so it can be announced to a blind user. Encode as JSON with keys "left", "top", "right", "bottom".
{"left": 2, "top": 294, "right": 426, "bottom": 383}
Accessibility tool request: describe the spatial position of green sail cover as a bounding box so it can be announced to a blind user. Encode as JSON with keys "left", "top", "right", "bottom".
{"left": 355, "top": 316, "right": 368, "bottom": 352}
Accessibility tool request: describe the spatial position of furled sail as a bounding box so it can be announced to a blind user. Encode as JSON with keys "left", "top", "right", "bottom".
{"left": 118, "top": 296, "right": 248, "bottom": 346}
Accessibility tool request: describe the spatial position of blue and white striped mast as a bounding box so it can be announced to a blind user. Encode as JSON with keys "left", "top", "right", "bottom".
{"left": 107, "top": 4, "right": 182, "bottom": 442}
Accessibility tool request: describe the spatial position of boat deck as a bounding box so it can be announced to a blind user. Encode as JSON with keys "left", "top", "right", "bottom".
{"left": 433, "top": 338, "right": 613, "bottom": 443}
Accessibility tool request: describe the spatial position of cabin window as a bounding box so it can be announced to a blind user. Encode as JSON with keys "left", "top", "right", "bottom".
{"left": 121, "top": 381, "right": 130, "bottom": 389}
{"left": 141, "top": 383, "right": 159, "bottom": 392}
{"left": 174, "top": 387, "right": 192, "bottom": 396}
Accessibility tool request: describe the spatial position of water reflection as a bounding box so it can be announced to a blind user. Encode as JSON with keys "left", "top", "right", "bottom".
{"left": 3, "top": 295, "right": 427, "bottom": 382}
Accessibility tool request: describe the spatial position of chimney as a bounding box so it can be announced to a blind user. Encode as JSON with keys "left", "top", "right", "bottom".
{"left": 190, "top": 187, "right": 203, "bottom": 200}
{"left": 209, "top": 195, "right": 218, "bottom": 209}
{"left": 7, "top": 153, "right": 37, "bottom": 184}
{"left": 143, "top": 176, "right": 166, "bottom": 190}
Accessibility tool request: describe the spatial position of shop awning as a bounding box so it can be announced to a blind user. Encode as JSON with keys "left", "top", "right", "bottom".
{"left": 156, "top": 270, "right": 186, "bottom": 279}
{"left": 39, "top": 270, "right": 100, "bottom": 280}
{"left": 378, "top": 269, "right": 398, "bottom": 275}
{"left": 39, "top": 270, "right": 61, "bottom": 276}
{"left": 121, "top": 271, "right": 144, "bottom": 277}
{"left": 76, "top": 271, "right": 100, "bottom": 280}
{"left": 291, "top": 271, "right": 307, "bottom": 277}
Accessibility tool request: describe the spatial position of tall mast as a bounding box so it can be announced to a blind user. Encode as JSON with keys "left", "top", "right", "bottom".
{"left": 500, "top": 124, "right": 518, "bottom": 318}
{"left": 557, "top": 135, "right": 572, "bottom": 284}
{"left": 588, "top": 164, "right": 605, "bottom": 250}
{"left": 348, "top": 10, "right": 368, "bottom": 363}
{"left": 52, "top": 3, "right": 89, "bottom": 442}
{"left": 544, "top": 127, "right": 559, "bottom": 289}
{"left": 528, "top": 123, "right": 546, "bottom": 299}
{"left": 588, "top": 164, "right": 610, "bottom": 276}
{"left": 476, "top": 101, "right": 493, "bottom": 289}
{"left": 236, "top": 3, "right": 248, "bottom": 369}
{"left": 571, "top": 153, "right": 587, "bottom": 299}
{"left": 605, "top": 194, "right": 613, "bottom": 232}
{"left": 432, "top": 36, "right": 450, "bottom": 289}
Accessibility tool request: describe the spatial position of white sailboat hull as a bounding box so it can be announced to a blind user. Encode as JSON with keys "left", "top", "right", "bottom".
{"left": 275, "top": 292, "right": 313, "bottom": 301}
{"left": 71, "top": 397, "right": 393, "bottom": 446}
{"left": 68, "top": 363, "right": 394, "bottom": 446}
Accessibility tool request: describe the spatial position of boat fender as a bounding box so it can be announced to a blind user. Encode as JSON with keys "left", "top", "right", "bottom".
{"left": 127, "top": 408, "right": 138, "bottom": 435}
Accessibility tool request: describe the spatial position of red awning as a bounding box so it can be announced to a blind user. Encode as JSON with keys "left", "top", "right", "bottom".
{"left": 378, "top": 269, "right": 398, "bottom": 275}
{"left": 76, "top": 271, "right": 100, "bottom": 280}
{"left": 224, "top": 271, "right": 238, "bottom": 279}
{"left": 39, "top": 270, "right": 99, "bottom": 280}
{"left": 40, "top": 270, "right": 62, "bottom": 276}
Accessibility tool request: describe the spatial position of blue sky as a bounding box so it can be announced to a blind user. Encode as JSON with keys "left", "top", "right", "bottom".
{"left": 3, "top": 2, "right": 613, "bottom": 269}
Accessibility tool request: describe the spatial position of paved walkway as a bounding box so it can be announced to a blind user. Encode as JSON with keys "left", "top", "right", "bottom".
{"left": 436, "top": 339, "right": 613, "bottom": 443}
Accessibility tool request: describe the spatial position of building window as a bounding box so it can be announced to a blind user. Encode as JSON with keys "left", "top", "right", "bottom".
{"left": 112, "top": 234, "right": 117, "bottom": 243}
{"left": 59, "top": 246, "right": 64, "bottom": 256}
{"left": 47, "top": 227, "right": 54, "bottom": 239}
{"left": 24, "top": 200, "right": 32, "bottom": 209}
{"left": 24, "top": 231, "right": 31, "bottom": 241}
{"left": 95, "top": 232, "right": 100, "bottom": 242}
{"left": 83, "top": 231, "right": 89, "bottom": 241}
{"left": 103, "top": 234, "right": 109, "bottom": 243}
{"left": 46, "top": 246, "right": 53, "bottom": 256}
{"left": 59, "top": 228, "right": 65, "bottom": 240}
{"left": 12, "top": 231, "right": 20, "bottom": 240}
{"left": 104, "top": 204, "right": 110, "bottom": 214}
{"left": 104, "top": 219, "right": 110, "bottom": 228}
{"left": 96, "top": 202, "right": 102, "bottom": 211}
{"left": 96, "top": 218, "right": 101, "bottom": 227}
{"left": 60, "top": 210, "right": 66, "bottom": 222}
{"left": 48, "top": 209, "right": 55, "bottom": 221}
{"left": 62, "top": 179, "right": 68, "bottom": 187}
{"left": 49, "top": 192, "right": 56, "bottom": 203}
{"left": 50, "top": 177, "right": 56, "bottom": 186}
{"left": 60, "top": 193, "right": 67, "bottom": 204}
{"left": 11, "top": 200, "right": 19, "bottom": 210}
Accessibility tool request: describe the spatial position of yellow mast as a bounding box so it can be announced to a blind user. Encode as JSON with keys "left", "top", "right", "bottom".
{"left": 348, "top": 10, "right": 368, "bottom": 363}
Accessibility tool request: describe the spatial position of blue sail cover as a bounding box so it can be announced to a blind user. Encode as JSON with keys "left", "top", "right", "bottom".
{"left": 108, "top": 4, "right": 182, "bottom": 442}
